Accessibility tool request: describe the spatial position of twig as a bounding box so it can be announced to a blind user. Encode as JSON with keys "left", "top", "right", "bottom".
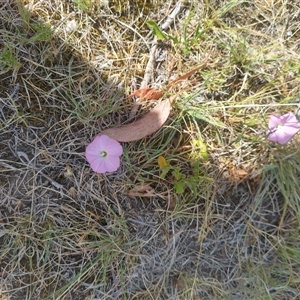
{"left": 160, "top": 1, "right": 186, "bottom": 31}
{"left": 140, "top": 39, "right": 158, "bottom": 90}
{"left": 129, "top": 39, "right": 158, "bottom": 119}
{"left": 129, "top": 1, "right": 185, "bottom": 119}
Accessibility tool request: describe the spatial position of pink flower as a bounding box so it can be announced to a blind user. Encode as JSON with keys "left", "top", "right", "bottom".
{"left": 266, "top": 112, "right": 300, "bottom": 144}
{"left": 85, "top": 135, "right": 123, "bottom": 173}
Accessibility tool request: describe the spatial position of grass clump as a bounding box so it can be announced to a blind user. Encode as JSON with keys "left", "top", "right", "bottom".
{"left": 0, "top": 47, "right": 20, "bottom": 71}
{"left": 1, "top": 0, "right": 300, "bottom": 299}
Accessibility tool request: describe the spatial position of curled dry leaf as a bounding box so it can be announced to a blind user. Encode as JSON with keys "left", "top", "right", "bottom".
{"left": 101, "top": 99, "right": 172, "bottom": 142}
{"left": 129, "top": 87, "right": 163, "bottom": 100}
{"left": 128, "top": 184, "right": 155, "bottom": 197}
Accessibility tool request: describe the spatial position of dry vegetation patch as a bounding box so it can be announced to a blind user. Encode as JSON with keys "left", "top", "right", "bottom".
{"left": 1, "top": 0, "right": 300, "bottom": 299}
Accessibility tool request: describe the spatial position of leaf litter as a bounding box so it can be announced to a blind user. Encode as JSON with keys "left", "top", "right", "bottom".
{"left": 102, "top": 64, "right": 208, "bottom": 142}
{"left": 127, "top": 184, "right": 156, "bottom": 197}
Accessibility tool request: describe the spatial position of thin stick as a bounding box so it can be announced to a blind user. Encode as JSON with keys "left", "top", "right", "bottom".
{"left": 140, "top": 39, "right": 158, "bottom": 89}
{"left": 129, "top": 1, "right": 185, "bottom": 119}
{"left": 161, "top": 1, "right": 186, "bottom": 31}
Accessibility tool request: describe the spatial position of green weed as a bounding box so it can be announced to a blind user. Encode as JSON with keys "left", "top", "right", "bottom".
{"left": 29, "top": 21, "right": 53, "bottom": 42}
{"left": 72, "top": 0, "right": 93, "bottom": 12}
{"left": 0, "top": 47, "right": 20, "bottom": 71}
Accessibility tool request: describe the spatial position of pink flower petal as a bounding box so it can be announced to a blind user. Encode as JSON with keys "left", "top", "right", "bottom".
{"left": 281, "top": 125, "right": 300, "bottom": 136}
{"left": 266, "top": 112, "right": 300, "bottom": 144}
{"left": 93, "top": 135, "right": 109, "bottom": 150}
{"left": 281, "top": 112, "right": 295, "bottom": 122}
{"left": 282, "top": 113, "right": 300, "bottom": 128}
{"left": 85, "top": 145, "right": 100, "bottom": 157}
{"left": 274, "top": 130, "right": 294, "bottom": 144}
{"left": 91, "top": 157, "right": 108, "bottom": 173}
{"left": 267, "top": 131, "right": 278, "bottom": 142}
{"left": 104, "top": 156, "right": 121, "bottom": 172}
{"left": 268, "top": 115, "right": 281, "bottom": 129}
{"left": 105, "top": 141, "right": 123, "bottom": 156}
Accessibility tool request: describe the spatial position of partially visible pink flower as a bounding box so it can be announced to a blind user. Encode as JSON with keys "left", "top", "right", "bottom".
{"left": 85, "top": 135, "right": 123, "bottom": 173}
{"left": 266, "top": 112, "right": 300, "bottom": 144}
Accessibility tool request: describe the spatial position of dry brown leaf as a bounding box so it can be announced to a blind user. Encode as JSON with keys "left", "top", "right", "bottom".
{"left": 128, "top": 184, "right": 155, "bottom": 197}
{"left": 101, "top": 99, "right": 172, "bottom": 142}
{"left": 129, "top": 87, "right": 163, "bottom": 100}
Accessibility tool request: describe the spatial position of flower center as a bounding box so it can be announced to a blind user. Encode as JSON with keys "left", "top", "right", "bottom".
{"left": 100, "top": 151, "right": 107, "bottom": 157}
